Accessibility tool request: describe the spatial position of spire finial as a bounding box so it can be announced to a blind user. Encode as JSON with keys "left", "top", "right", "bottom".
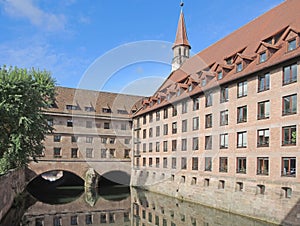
{"left": 180, "top": 1, "right": 184, "bottom": 9}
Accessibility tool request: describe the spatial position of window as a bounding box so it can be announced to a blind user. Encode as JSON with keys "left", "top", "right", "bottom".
{"left": 35, "top": 218, "right": 44, "bottom": 226}
{"left": 149, "top": 113, "right": 153, "bottom": 123}
{"left": 237, "top": 131, "right": 247, "bottom": 148}
{"left": 156, "top": 142, "right": 160, "bottom": 152}
{"left": 70, "top": 215, "right": 78, "bottom": 225}
{"left": 283, "top": 94, "right": 297, "bottom": 115}
{"left": 257, "top": 157, "right": 269, "bottom": 175}
{"left": 163, "top": 124, "right": 168, "bottom": 135}
{"left": 53, "top": 217, "right": 62, "bottom": 226}
{"left": 71, "top": 135, "right": 78, "bottom": 143}
{"left": 163, "top": 157, "right": 168, "bottom": 168}
{"left": 124, "top": 138, "right": 130, "bottom": 144}
{"left": 236, "top": 182, "right": 244, "bottom": 192}
{"left": 205, "top": 157, "right": 212, "bottom": 171}
{"left": 102, "top": 108, "right": 112, "bottom": 113}
{"left": 181, "top": 157, "right": 187, "bottom": 170}
{"left": 172, "top": 105, "right": 177, "bottom": 116}
{"left": 204, "top": 178, "right": 210, "bottom": 187}
{"left": 191, "top": 177, "right": 197, "bottom": 186}
{"left": 217, "top": 71, "right": 223, "bottom": 80}
{"left": 109, "top": 137, "right": 115, "bottom": 144}
{"left": 67, "top": 119, "right": 73, "bottom": 127}
{"left": 86, "top": 148, "right": 93, "bottom": 158}
{"left": 236, "top": 157, "right": 247, "bottom": 174}
{"left": 192, "top": 137, "right": 199, "bottom": 150}
{"left": 172, "top": 157, "right": 176, "bottom": 169}
{"left": 149, "top": 128, "right": 153, "bottom": 137}
{"left": 149, "top": 143, "right": 153, "bottom": 152}
{"left": 218, "top": 180, "right": 225, "bottom": 189}
{"left": 156, "top": 126, "right": 160, "bottom": 137}
{"left": 283, "top": 63, "right": 297, "bottom": 85}
{"left": 236, "top": 62, "right": 243, "bottom": 72}
{"left": 109, "top": 149, "right": 115, "bottom": 158}
{"left": 259, "top": 51, "right": 267, "bottom": 63}
{"left": 86, "top": 121, "right": 92, "bottom": 128}
{"left": 182, "top": 120, "right": 187, "bottom": 132}
{"left": 220, "top": 86, "right": 228, "bottom": 103}
{"left": 163, "top": 141, "right": 168, "bottom": 152}
{"left": 257, "top": 129, "right": 269, "bottom": 147}
{"left": 205, "top": 93, "right": 213, "bottom": 107}
{"left": 220, "top": 133, "right": 228, "bottom": 149}
{"left": 237, "top": 81, "right": 247, "bottom": 98}
{"left": 205, "top": 136, "right": 212, "bottom": 150}
{"left": 54, "top": 135, "right": 61, "bottom": 142}
{"left": 142, "top": 143, "right": 146, "bottom": 153}
{"left": 192, "top": 117, "right": 199, "bottom": 130}
{"left": 101, "top": 149, "right": 107, "bottom": 158}
{"left": 193, "top": 97, "right": 199, "bottom": 110}
{"left": 282, "top": 157, "right": 296, "bottom": 177}
{"left": 257, "top": 184, "right": 265, "bottom": 195}
{"left": 258, "top": 101, "right": 270, "bottom": 119}
{"left": 220, "top": 110, "right": 228, "bottom": 126}
{"left": 201, "top": 79, "right": 207, "bottom": 87}
{"left": 188, "top": 84, "right": 193, "bottom": 92}
{"left": 219, "top": 157, "right": 228, "bottom": 172}
{"left": 143, "top": 115, "right": 146, "bottom": 124}
{"left": 86, "top": 214, "right": 93, "bottom": 224}
{"left": 282, "top": 125, "right": 296, "bottom": 145}
{"left": 53, "top": 148, "right": 61, "bottom": 158}
{"left": 205, "top": 114, "right": 212, "bottom": 128}
{"left": 288, "top": 39, "right": 297, "bottom": 51}
{"left": 117, "top": 109, "right": 128, "bottom": 114}
{"left": 192, "top": 157, "right": 198, "bottom": 170}
{"left": 71, "top": 148, "right": 78, "bottom": 158}
{"left": 104, "top": 122, "right": 110, "bottom": 129}
{"left": 109, "top": 213, "right": 115, "bottom": 223}
{"left": 163, "top": 108, "right": 168, "bottom": 119}
{"left": 86, "top": 136, "right": 93, "bottom": 143}
{"left": 172, "top": 140, "right": 177, "bottom": 152}
{"left": 237, "top": 105, "right": 247, "bottom": 123}
{"left": 172, "top": 122, "right": 177, "bottom": 134}
{"left": 182, "top": 100, "right": 188, "bottom": 114}
{"left": 66, "top": 105, "right": 79, "bottom": 110}
{"left": 149, "top": 158, "right": 153, "bottom": 167}
{"left": 156, "top": 158, "right": 160, "bottom": 168}
{"left": 100, "top": 214, "right": 107, "bottom": 223}
{"left": 47, "top": 118, "right": 53, "bottom": 126}
{"left": 156, "top": 111, "right": 160, "bottom": 121}
{"left": 181, "top": 138, "right": 187, "bottom": 151}
{"left": 121, "top": 123, "right": 126, "bottom": 130}
{"left": 258, "top": 73, "right": 270, "bottom": 92}
{"left": 282, "top": 187, "right": 292, "bottom": 198}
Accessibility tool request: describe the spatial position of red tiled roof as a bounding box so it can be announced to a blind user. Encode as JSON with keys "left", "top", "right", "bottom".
{"left": 135, "top": 0, "right": 300, "bottom": 116}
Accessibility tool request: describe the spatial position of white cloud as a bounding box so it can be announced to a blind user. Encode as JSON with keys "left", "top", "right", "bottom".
{"left": 2, "top": 0, "right": 66, "bottom": 32}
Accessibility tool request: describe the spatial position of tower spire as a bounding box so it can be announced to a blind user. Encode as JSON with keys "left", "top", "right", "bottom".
{"left": 171, "top": 1, "right": 191, "bottom": 71}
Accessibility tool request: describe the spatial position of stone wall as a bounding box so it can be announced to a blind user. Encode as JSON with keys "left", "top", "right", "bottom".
{"left": 0, "top": 168, "right": 26, "bottom": 221}
{"left": 131, "top": 169, "right": 300, "bottom": 225}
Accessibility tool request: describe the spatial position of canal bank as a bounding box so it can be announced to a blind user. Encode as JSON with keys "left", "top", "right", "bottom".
{"left": 0, "top": 168, "right": 26, "bottom": 221}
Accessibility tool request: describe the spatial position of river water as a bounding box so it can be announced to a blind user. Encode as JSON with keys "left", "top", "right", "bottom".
{"left": 1, "top": 185, "right": 277, "bottom": 226}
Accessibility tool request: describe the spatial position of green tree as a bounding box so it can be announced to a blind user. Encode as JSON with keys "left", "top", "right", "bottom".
{"left": 0, "top": 66, "right": 56, "bottom": 173}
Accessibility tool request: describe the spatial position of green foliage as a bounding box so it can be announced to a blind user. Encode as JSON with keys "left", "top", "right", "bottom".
{"left": 0, "top": 65, "right": 56, "bottom": 174}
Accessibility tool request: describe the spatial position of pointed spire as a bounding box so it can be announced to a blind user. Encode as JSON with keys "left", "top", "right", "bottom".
{"left": 173, "top": 2, "right": 191, "bottom": 49}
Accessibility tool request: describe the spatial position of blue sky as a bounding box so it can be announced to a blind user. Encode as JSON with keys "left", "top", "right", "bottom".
{"left": 0, "top": 0, "right": 284, "bottom": 96}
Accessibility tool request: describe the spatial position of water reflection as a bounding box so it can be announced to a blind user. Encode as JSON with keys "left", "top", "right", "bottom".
{"left": 1, "top": 186, "right": 278, "bottom": 226}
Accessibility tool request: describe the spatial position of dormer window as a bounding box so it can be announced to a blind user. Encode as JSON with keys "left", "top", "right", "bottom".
{"left": 102, "top": 108, "right": 112, "bottom": 113}
{"left": 236, "top": 62, "right": 243, "bottom": 72}
{"left": 85, "top": 106, "right": 94, "bottom": 112}
{"left": 66, "top": 105, "right": 79, "bottom": 110}
{"left": 201, "top": 79, "right": 207, "bottom": 87}
{"left": 259, "top": 51, "right": 267, "bottom": 63}
{"left": 188, "top": 84, "right": 193, "bottom": 92}
{"left": 226, "top": 58, "right": 233, "bottom": 65}
{"left": 288, "top": 39, "right": 297, "bottom": 51}
{"left": 217, "top": 71, "right": 223, "bottom": 80}
{"left": 177, "top": 89, "right": 181, "bottom": 96}
{"left": 157, "top": 99, "right": 161, "bottom": 104}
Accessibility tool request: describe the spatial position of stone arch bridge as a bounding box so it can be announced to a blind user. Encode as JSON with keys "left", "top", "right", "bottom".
{"left": 27, "top": 159, "right": 131, "bottom": 188}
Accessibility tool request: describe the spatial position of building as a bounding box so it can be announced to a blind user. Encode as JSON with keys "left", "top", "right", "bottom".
{"left": 131, "top": 0, "right": 300, "bottom": 224}
{"left": 37, "top": 86, "right": 143, "bottom": 182}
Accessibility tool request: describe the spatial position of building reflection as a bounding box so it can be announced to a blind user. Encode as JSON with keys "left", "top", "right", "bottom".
{"left": 20, "top": 186, "right": 276, "bottom": 226}
{"left": 131, "top": 188, "right": 276, "bottom": 226}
